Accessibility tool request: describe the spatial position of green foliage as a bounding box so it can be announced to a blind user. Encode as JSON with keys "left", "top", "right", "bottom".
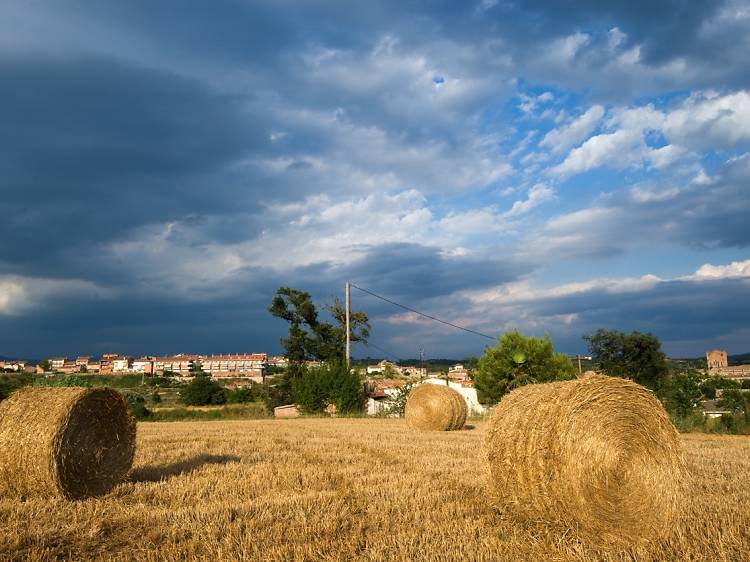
{"left": 381, "top": 381, "right": 417, "bottom": 417}
{"left": 150, "top": 392, "right": 162, "bottom": 404}
{"left": 717, "top": 389, "right": 750, "bottom": 414}
{"left": 474, "top": 331, "right": 576, "bottom": 405}
{"left": 268, "top": 287, "right": 370, "bottom": 363}
{"left": 658, "top": 371, "right": 702, "bottom": 417}
{"left": 179, "top": 374, "right": 227, "bottom": 406}
{"left": 0, "top": 374, "right": 34, "bottom": 401}
{"left": 226, "top": 385, "right": 263, "bottom": 404}
{"left": 34, "top": 375, "right": 93, "bottom": 388}
{"left": 147, "top": 402, "right": 268, "bottom": 422}
{"left": 38, "top": 359, "right": 51, "bottom": 371}
{"left": 742, "top": 379, "right": 750, "bottom": 390}
{"left": 124, "top": 392, "right": 152, "bottom": 420}
{"left": 291, "top": 363, "right": 363, "bottom": 414}
{"left": 700, "top": 377, "right": 741, "bottom": 399}
{"left": 584, "top": 329, "right": 669, "bottom": 390}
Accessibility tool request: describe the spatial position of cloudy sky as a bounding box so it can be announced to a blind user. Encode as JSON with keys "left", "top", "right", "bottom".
{"left": 1, "top": 1, "right": 749, "bottom": 360}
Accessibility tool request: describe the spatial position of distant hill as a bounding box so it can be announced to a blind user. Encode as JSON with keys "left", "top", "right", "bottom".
{"left": 729, "top": 352, "right": 750, "bottom": 365}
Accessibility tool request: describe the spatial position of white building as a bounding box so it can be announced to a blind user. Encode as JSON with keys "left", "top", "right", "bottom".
{"left": 422, "top": 378, "right": 485, "bottom": 415}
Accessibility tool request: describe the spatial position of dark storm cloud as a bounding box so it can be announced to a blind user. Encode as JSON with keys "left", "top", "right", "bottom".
{"left": 0, "top": 54, "right": 266, "bottom": 271}
{"left": 512, "top": 276, "right": 750, "bottom": 355}
{"left": 533, "top": 155, "right": 750, "bottom": 260}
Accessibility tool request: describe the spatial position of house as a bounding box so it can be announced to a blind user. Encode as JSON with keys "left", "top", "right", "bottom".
{"left": 267, "top": 356, "right": 289, "bottom": 369}
{"left": 49, "top": 357, "right": 66, "bottom": 370}
{"left": 132, "top": 358, "right": 154, "bottom": 375}
{"left": 422, "top": 378, "right": 486, "bottom": 415}
{"left": 365, "top": 379, "right": 408, "bottom": 415}
{"left": 0, "top": 360, "right": 26, "bottom": 372}
{"left": 274, "top": 404, "right": 301, "bottom": 418}
{"left": 86, "top": 361, "right": 101, "bottom": 373}
{"left": 75, "top": 356, "right": 91, "bottom": 367}
{"left": 112, "top": 357, "right": 131, "bottom": 373}
{"left": 700, "top": 399, "right": 732, "bottom": 418}
{"left": 153, "top": 355, "right": 200, "bottom": 375}
{"left": 366, "top": 360, "right": 427, "bottom": 378}
{"left": 447, "top": 364, "right": 471, "bottom": 382}
{"left": 58, "top": 360, "right": 80, "bottom": 374}
{"left": 200, "top": 353, "right": 267, "bottom": 380}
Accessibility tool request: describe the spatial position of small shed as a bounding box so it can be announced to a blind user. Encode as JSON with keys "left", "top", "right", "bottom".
{"left": 274, "top": 404, "right": 301, "bottom": 418}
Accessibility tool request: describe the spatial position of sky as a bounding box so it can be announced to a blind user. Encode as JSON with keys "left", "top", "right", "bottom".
{"left": 1, "top": 0, "right": 749, "bottom": 360}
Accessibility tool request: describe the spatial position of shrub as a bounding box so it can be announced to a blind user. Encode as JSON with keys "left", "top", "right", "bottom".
{"left": 292, "top": 363, "right": 363, "bottom": 414}
{"left": 123, "top": 392, "right": 152, "bottom": 420}
{"left": 150, "top": 392, "right": 162, "bottom": 404}
{"left": 179, "top": 375, "right": 227, "bottom": 406}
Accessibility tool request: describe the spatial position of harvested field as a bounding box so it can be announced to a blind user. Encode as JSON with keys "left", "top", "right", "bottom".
{"left": 0, "top": 419, "right": 748, "bottom": 561}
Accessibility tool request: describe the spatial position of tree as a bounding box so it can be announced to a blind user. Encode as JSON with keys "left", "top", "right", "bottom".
{"left": 292, "top": 363, "right": 363, "bottom": 414}
{"left": 37, "top": 359, "right": 50, "bottom": 372}
{"left": 268, "top": 287, "right": 370, "bottom": 365}
{"left": 179, "top": 374, "right": 227, "bottom": 406}
{"left": 474, "top": 331, "right": 576, "bottom": 405}
{"left": 659, "top": 371, "right": 702, "bottom": 417}
{"left": 584, "top": 329, "right": 669, "bottom": 391}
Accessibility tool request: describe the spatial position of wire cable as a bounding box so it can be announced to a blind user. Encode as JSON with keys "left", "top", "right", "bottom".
{"left": 350, "top": 283, "right": 496, "bottom": 341}
{"left": 361, "top": 340, "right": 402, "bottom": 362}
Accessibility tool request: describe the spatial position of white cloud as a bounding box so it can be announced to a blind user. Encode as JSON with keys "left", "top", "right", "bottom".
{"left": 539, "top": 105, "right": 604, "bottom": 154}
{"left": 663, "top": 91, "right": 750, "bottom": 149}
{"left": 0, "top": 276, "right": 113, "bottom": 316}
{"left": 506, "top": 183, "right": 555, "bottom": 216}
{"left": 689, "top": 259, "right": 750, "bottom": 280}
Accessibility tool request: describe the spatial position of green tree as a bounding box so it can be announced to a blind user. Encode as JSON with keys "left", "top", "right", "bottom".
{"left": 474, "top": 331, "right": 576, "bottom": 405}
{"left": 179, "top": 374, "right": 227, "bottom": 406}
{"left": 268, "top": 287, "right": 370, "bottom": 365}
{"left": 659, "top": 371, "right": 702, "bottom": 417}
{"left": 700, "top": 376, "right": 740, "bottom": 399}
{"left": 292, "top": 363, "right": 363, "bottom": 414}
{"left": 717, "top": 389, "right": 749, "bottom": 415}
{"left": 583, "top": 329, "right": 669, "bottom": 391}
{"left": 37, "top": 359, "right": 51, "bottom": 372}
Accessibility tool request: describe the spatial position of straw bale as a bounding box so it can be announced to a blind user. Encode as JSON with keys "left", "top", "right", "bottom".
{"left": 0, "top": 387, "right": 136, "bottom": 500}
{"left": 486, "top": 375, "right": 685, "bottom": 544}
{"left": 405, "top": 384, "right": 467, "bottom": 431}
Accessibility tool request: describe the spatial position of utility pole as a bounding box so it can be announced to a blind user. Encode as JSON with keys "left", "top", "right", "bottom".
{"left": 345, "top": 281, "right": 351, "bottom": 368}
{"left": 576, "top": 354, "right": 583, "bottom": 376}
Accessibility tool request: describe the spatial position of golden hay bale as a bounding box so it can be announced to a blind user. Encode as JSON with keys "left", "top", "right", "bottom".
{"left": 486, "top": 375, "right": 685, "bottom": 544}
{"left": 405, "top": 384, "right": 467, "bottom": 431}
{"left": 0, "top": 387, "right": 136, "bottom": 500}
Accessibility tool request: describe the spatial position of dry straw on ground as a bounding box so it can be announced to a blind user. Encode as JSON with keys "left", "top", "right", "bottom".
{"left": 405, "top": 384, "right": 467, "bottom": 431}
{"left": 0, "top": 387, "right": 136, "bottom": 500}
{"left": 486, "top": 375, "right": 686, "bottom": 545}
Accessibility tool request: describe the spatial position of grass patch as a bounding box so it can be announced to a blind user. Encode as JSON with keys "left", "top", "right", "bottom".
{"left": 147, "top": 402, "right": 268, "bottom": 422}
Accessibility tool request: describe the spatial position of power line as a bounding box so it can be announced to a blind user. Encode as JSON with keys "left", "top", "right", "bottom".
{"left": 350, "top": 283, "right": 496, "bottom": 341}
{"left": 361, "top": 340, "right": 402, "bottom": 363}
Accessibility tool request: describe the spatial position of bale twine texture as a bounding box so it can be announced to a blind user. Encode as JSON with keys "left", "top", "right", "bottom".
{"left": 0, "top": 387, "right": 136, "bottom": 500}
{"left": 486, "top": 375, "right": 685, "bottom": 544}
{"left": 405, "top": 384, "right": 467, "bottom": 431}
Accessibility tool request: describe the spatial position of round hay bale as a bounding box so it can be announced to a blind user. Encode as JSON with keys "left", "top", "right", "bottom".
{"left": 0, "top": 387, "right": 136, "bottom": 500}
{"left": 405, "top": 384, "right": 467, "bottom": 431}
{"left": 486, "top": 375, "right": 685, "bottom": 544}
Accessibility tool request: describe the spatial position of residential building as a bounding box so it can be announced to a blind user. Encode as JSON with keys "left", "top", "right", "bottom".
{"left": 200, "top": 353, "right": 267, "bottom": 379}
{"left": 112, "top": 357, "right": 131, "bottom": 373}
{"left": 75, "top": 356, "right": 92, "bottom": 367}
{"left": 447, "top": 364, "right": 471, "bottom": 382}
{"left": 366, "top": 360, "right": 426, "bottom": 378}
{"left": 365, "top": 379, "right": 408, "bottom": 416}
{"left": 422, "top": 378, "right": 486, "bottom": 415}
{"left": 132, "top": 358, "right": 154, "bottom": 375}
{"left": 153, "top": 355, "right": 200, "bottom": 375}
{"left": 49, "top": 357, "right": 66, "bottom": 370}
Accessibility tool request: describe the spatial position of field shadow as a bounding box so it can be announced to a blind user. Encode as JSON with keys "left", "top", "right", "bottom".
{"left": 462, "top": 424, "right": 476, "bottom": 430}
{"left": 129, "top": 454, "right": 242, "bottom": 483}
